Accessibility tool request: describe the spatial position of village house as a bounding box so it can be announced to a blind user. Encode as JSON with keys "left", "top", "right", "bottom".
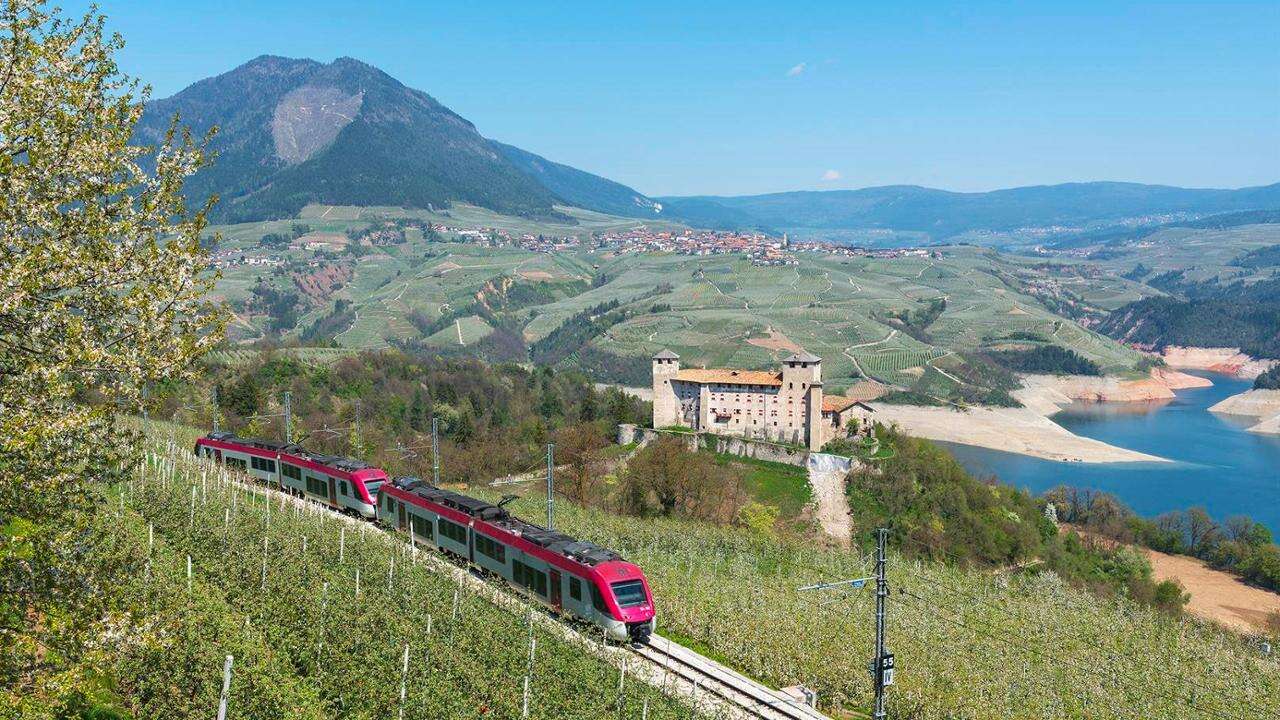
{"left": 651, "top": 349, "right": 872, "bottom": 451}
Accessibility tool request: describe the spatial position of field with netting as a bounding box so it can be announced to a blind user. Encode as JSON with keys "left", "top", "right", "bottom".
{"left": 481, "top": 489, "right": 1280, "bottom": 720}
{"left": 111, "top": 430, "right": 700, "bottom": 720}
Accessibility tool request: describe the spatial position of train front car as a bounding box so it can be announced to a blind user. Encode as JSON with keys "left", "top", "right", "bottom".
{"left": 347, "top": 468, "right": 387, "bottom": 519}
{"left": 377, "top": 476, "right": 656, "bottom": 644}
{"left": 589, "top": 560, "right": 656, "bottom": 644}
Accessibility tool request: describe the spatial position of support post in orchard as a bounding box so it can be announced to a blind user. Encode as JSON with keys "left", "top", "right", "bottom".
{"left": 216, "top": 654, "right": 234, "bottom": 720}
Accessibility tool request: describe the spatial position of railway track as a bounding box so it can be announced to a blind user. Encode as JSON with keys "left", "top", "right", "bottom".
{"left": 631, "top": 634, "right": 829, "bottom": 720}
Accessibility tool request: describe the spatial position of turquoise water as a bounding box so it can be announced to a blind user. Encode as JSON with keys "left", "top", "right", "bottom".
{"left": 942, "top": 372, "right": 1280, "bottom": 534}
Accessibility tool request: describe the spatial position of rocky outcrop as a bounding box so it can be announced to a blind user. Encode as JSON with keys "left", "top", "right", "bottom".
{"left": 1161, "top": 346, "right": 1278, "bottom": 379}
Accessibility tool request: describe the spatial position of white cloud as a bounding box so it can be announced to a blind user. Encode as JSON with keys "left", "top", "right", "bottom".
{"left": 786, "top": 62, "right": 807, "bottom": 77}
{"left": 821, "top": 169, "right": 841, "bottom": 181}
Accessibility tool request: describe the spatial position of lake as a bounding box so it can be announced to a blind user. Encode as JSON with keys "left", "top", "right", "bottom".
{"left": 943, "top": 372, "right": 1280, "bottom": 534}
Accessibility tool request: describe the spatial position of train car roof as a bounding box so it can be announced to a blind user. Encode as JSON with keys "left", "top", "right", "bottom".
{"left": 200, "top": 432, "right": 374, "bottom": 475}
{"left": 388, "top": 476, "right": 625, "bottom": 567}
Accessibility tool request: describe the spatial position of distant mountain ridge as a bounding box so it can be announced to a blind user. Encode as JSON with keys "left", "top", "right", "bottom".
{"left": 493, "top": 142, "right": 662, "bottom": 218}
{"left": 658, "top": 182, "right": 1280, "bottom": 240}
{"left": 139, "top": 56, "right": 1278, "bottom": 234}
{"left": 136, "top": 55, "right": 662, "bottom": 222}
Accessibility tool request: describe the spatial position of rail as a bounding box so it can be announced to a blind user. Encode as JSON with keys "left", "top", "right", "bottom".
{"left": 631, "top": 634, "right": 831, "bottom": 720}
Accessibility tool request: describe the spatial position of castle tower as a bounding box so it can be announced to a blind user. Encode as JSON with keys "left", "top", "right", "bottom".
{"left": 781, "top": 351, "right": 824, "bottom": 450}
{"left": 651, "top": 349, "right": 681, "bottom": 428}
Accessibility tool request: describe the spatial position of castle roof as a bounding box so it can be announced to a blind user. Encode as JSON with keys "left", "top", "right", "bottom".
{"left": 784, "top": 351, "right": 821, "bottom": 363}
{"left": 652, "top": 349, "right": 680, "bottom": 360}
{"left": 822, "top": 395, "right": 874, "bottom": 413}
{"left": 674, "top": 368, "right": 783, "bottom": 386}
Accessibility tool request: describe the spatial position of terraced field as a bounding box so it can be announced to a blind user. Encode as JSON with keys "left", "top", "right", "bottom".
{"left": 207, "top": 205, "right": 1155, "bottom": 394}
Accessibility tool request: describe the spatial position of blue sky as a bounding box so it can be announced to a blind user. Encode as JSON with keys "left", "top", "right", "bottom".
{"left": 77, "top": 0, "right": 1278, "bottom": 196}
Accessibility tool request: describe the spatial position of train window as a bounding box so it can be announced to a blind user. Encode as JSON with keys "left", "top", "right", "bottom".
{"left": 475, "top": 534, "right": 505, "bottom": 563}
{"left": 281, "top": 463, "right": 302, "bottom": 481}
{"left": 590, "top": 585, "right": 608, "bottom": 613}
{"left": 305, "top": 475, "right": 326, "bottom": 496}
{"left": 611, "top": 580, "right": 647, "bottom": 608}
{"left": 439, "top": 519, "right": 467, "bottom": 545}
{"left": 410, "top": 513, "right": 433, "bottom": 539}
{"left": 225, "top": 457, "right": 247, "bottom": 471}
{"left": 514, "top": 561, "right": 547, "bottom": 597}
{"left": 384, "top": 495, "right": 395, "bottom": 512}
{"left": 339, "top": 481, "right": 348, "bottom": 496}
{"left": 251, "top": 457, "right": 276, "bottom": 473}
{"left": 569, "top": 577, "right": 582, "bottom": 601}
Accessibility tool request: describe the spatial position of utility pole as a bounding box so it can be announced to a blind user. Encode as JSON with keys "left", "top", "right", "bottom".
{"left": 212, "top": 386, "right": 220, "bottom": 433}
{"left": 545, "top": 443, "right": 555, "bottom": 530}
{"left": 431, "top": 416, "right": 440, "bottom": 484}
{"left": 283, "top": 391, "right": 292, "bottom": 444}
{"left": 873, "top": 527, "right": 892, "bottom": 720}
{"left": 795, "top": 528, "right": 891, "bottom": 718}
{"left": 353, "top": 394, "right": 363, "bottom": 450}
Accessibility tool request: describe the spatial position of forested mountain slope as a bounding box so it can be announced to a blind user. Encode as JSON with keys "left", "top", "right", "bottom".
{"left": 136, "top": 56, "right": 563, "bottom": 222}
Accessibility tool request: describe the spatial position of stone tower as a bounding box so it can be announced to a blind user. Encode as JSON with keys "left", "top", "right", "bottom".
{"left": 651, "top": 349, "right": 681, "bottom": 428}
{"left": 781, "top": 351, "right": 824, "bottom": 450}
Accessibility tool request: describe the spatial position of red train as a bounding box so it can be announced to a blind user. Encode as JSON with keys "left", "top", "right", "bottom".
{"left": 195, "top": 432, "right": 387, "bottom": 518}
{"left": 194, "top": 432, "right": 656, "bottom": 643}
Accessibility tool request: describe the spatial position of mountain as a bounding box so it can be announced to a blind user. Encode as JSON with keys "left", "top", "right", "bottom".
{"left": 135, "top": 56, "right": 568, "bottom": 222}
{"left": 493, "top": 142, "right": 662, "bottom": 218}
{"left": 659, "top": 181, "right": 1280, "bottom": 239}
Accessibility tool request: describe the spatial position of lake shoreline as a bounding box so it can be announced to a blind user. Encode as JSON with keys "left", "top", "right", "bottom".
{"left": 868, "top": 368, "right": 1216, "bottom": 464}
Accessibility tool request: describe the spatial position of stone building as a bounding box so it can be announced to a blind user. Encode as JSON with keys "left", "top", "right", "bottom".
{"left": 651, "top": 349, "right": 871, "bottom": 451}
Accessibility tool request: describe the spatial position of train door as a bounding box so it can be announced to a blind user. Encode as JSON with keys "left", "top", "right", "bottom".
{"left": 397, "top": 503, "right": 406, "bottom": 531}
{"left": 549, "top": 569, "right": 562, "bottom": 610}
{"left": 213, "top": 449, "right": 221, "bottom": 462}
{"left": 327, "top": 477, "right": 337, "bottom": 507}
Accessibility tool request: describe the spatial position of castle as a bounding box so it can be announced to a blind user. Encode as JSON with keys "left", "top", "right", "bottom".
{"left": 651, "top": 349, "right": 869, "bottom": 451}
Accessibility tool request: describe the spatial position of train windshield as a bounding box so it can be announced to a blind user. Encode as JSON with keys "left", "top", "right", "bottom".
{"left": 610, "top": 580, "right": 647, "bottom": 608}
{"left": 362, "top": 479, "right": 384, "bottom": 497}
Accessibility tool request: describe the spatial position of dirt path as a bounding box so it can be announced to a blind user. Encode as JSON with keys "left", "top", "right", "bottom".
{"left": 1146, "top": 549, "right": 1280, "bottom": 633}
{"left": 848, "top": 328, "right": 898, "bottom": 350}
{"left": 807, "top": 454, "right": 852, "bottom": 546}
